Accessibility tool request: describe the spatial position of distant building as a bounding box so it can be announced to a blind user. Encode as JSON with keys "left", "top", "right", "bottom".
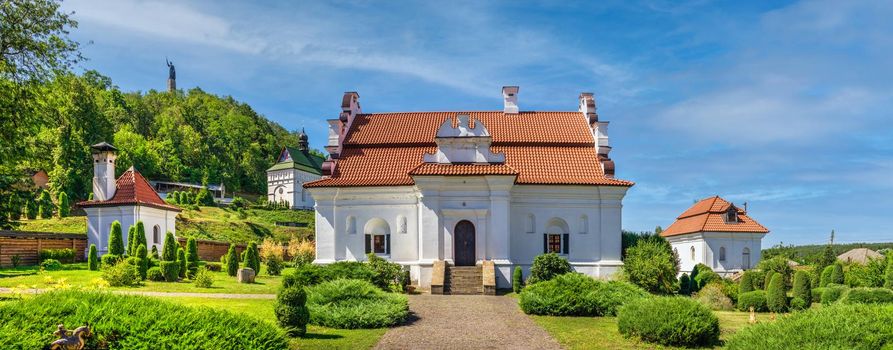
{"left": 28, "top": 169, "right": 49, "bottom": 189}
{"left": 78, "top": 142, "right": 181, "bottom": 256}
{"left": 266, "top": 130, "right": 324, "bottom": 209}
{"left": 661, "top": 196, "right": 769, "bottom": 276}
{"left": 837, "top": 248, "right": 883, "bottom": 265}
{"left": 150, "top": 180, "right": 225, "bottom": 201}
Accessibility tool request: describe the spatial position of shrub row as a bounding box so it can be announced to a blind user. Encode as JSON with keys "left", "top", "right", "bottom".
{"left": 38, "top": 248, "right": 75, "bottom": 263}
{"left": 618, "top": 297, "right": 720, "bottom": 347}
{"left": 283, "top": 256, "right": 406, "bottom": 292}
{"left": 518, "top": 273, "right": 647, "bottom": 316}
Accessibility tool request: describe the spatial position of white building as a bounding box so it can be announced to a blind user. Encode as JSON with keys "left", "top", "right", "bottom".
{"left": 661, "top": 196, "right": 769, "bottom": 276}
{"left": 79, "top": 142, "right": 181, "bottom": 256}
{"left": 305, "top": 87, "right": 634, "bottom": 289}
{"left": 267, "top": 130, "right": 325, "bottom": 209}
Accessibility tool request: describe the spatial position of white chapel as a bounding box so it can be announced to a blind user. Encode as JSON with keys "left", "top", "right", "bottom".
{"left": 267, "top": 130, "right": 325, "bottom": 209}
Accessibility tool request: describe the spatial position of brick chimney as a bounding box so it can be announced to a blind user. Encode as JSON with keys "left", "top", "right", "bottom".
{"left": 323, "top": 91, "right": 362, "bottom": 176}
{"left": 91, "top": 142, "right": 118, "bottom": 201}
{"left": 502, "top": 86, "right": 519, "bottom": 114}
{"left": 579, "top": 92, "right": 598, "bottom": 124}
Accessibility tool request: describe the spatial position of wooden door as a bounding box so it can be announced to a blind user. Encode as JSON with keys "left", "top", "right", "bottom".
{"left": 454, "top": 220, "right": 476, "bottom": 266}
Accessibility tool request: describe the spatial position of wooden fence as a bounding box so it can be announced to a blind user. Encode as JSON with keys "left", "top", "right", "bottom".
{"left": 177, "top": 237, "right": 246, "bottom": 262}
{"left": 0, "top": 231, "right": 87, "bottom": 267}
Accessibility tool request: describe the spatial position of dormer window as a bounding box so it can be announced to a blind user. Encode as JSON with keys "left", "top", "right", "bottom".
{"left": 726, "top": 206, "right": 738, "bottom": 223}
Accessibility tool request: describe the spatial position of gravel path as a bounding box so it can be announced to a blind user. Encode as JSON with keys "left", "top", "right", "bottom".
{"left": 0, "top": 287, "right": 275, "bottom": 299}
{"left": 374, "top": 294, "right": 562, "bottom": 350}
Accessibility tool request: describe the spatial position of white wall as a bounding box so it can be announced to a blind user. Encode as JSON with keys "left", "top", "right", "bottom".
{"left": 268, "top": 169, "right": 321, "bottom": 209}
{"left": 668, "top": 231, "right": 765, "bottom": 275}
{"left": 84, "top": 205, "right": 177, "bottom": 256}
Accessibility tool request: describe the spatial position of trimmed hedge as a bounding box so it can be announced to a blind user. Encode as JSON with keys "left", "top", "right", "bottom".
{"left": 822, "top": 284, "right": 849, "bottom": 305}
{"left": 108, "top": 221, "right": 125, "bottom": 256}
{"left": 306, "top": 279, "right": 409, "bottom": 329}
{"left": 739, "top": 272, "right": 755, "bottom": 295}
{"left": 830, "top": 263, "right": 845, "bottom": 285}
{"left": 812, "top": 287, "right": 827, "bottom": 303}
{"left": 617, "top": 296, "right": 720, "bottom": 347}
{"left": 0, "top": 290, "right": 288, "bottom": 349}
{"left": 791, "top": 271, "right": 812, "bottom": 309}
{"left": 839, "top": 288, "right": 893, "bottom": 305}
{"left": 88, "top": 244, "right": 98, "bottom": 271}
{"left": 40, "top": 259, "right": 62, "bottom": 271}
{"left": 726, "top": 304, "right": 893, "bottom": 349}
{"left": 766, "top": 273, "right": 788, "bottom": 312}
{"left": 226, "top": 244, "right": 239, "bottom": 277}
{"left": 820, "top": 265, "right": 834, "bottom": 287}
{"left": 284, "top": 261, "right": 375, "bottom": 289}
{"left": 679, "top": 273, "right": 691, "bottom": 295}
{"left": 102, "top": 261, "right": 140, "bottom": 287}
{"left": 39, "top": 248, "right": 75, "bottom": 263}
{"left": 147, "top": 267, "right": 164, "bottom": 281}
{"left": 519, "top": 273, "right": 647, "bottom": 316}
{"left": 276, "top": 286, "right": 310, "bottom": 336}
{"left": 737, "top": 290, "right": 768, "bottom": 312}
{"left": 159, "top": 261, "right": 180, "bottom": 282}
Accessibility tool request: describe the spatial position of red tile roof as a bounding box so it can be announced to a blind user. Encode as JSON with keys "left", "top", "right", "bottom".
{"left": 305, "top": 112, "right": 634, "bottom": 188}
{"left": 78, "top": 167, "right": 181, "bottom": 212}
{"left": 661, "top": 196, "right": 768, "bottom": 237}
{"left": 409, "top": 163, "right": 519, "bottom": 176}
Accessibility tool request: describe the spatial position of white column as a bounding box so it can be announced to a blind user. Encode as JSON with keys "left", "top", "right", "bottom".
{"left": 416, "top": 181, "right": 442, "bottom": 263}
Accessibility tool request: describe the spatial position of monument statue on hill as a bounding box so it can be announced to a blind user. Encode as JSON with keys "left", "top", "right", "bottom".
{"left": 166, "top": 58, "right": 176, "bottom": 92}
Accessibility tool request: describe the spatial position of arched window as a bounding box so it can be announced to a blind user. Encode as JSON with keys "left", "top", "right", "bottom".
{"left": 346, "top": 216, "right": 356, "bottom": 235}
{"left": 364, "top": 218, "right": 391, "bottom": 255}
{"left": 719, "top": 246, "right": 726, "bottom": 261}
{"left": 579, "top": 215, "right": 588, "bottom": 234}
{"left": 742, "top": 247, "right": 751, "bottom": 269}
{"left": 543, "top": 218, "right": 569, "bottom": 255}
{"left": 526, "top": 214, "right": 535, "bottom": 234}
{"left": 690, "top": 246, "right": 696, "bottom": 260}
{"left": 153, "top": 225, "right": 160, "bottom": 245}
{"left": 398, "top": 216, "right": 407, "bottom": 234}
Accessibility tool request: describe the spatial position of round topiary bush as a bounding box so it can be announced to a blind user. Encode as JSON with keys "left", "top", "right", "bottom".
{"left": 102, "top": 261, "right": 140, "bottom": 287}
{"left": 276, "top": 286, "right": 309, "bottom": 336}
{"left": 617, "top": 296, "right": 720, "bottom": 347}
{"left": 0, "top": 290, "right": 288, "bottom": 349}
{"left": 839, "top": 287, "right": 893, "bottom": 304}
{"left": 40, "top": 259, "right": 62, "bottom": 271}
{"left": 726, "top": 303, "right": 893, "bottom": 349}
{"left": 306, "top": 279, "right": 408, "bottom": 329}
{"left": 518, "top": 273, "right": 647, "bottom": 316}
{"left": 527, "top": 253, "right": 572, "bottom": 284}
{"left": 737, "top": 290, "right": 768, "bottom": 312}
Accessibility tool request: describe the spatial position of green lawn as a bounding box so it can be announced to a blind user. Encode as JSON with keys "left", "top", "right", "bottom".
{"left": 0, "top": 264, "right": 291, "bottom": 294}
{"left": 531, "top": 311, "right": 757, "bottom": 350}
{"left": 17, "top": 216, "right": 87, "bottom": 234}
{"left": 164, "top": 297, "right": 387, "bottom": 350}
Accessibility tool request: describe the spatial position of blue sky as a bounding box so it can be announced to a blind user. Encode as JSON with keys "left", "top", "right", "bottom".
{"left": 62, "top": 0, "right": 893, "bottom": 246}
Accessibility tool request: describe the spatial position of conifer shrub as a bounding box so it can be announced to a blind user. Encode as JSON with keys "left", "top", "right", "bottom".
{"left": 739, "top": 271, "right": 755, "bottom": 295}
{"left": 226, "top": 244, "right": 239, "bottom": 276}
{"left": 151, "top": 245, "right": 159, "bottom": 259}
{"left": 812, "top": 287, "right": 827, "bottom": 303}
{"left": 161, "top": 232, "right": 178, "bottom": 261}
{"left": 283, "top": 262, "right": 376, "bottom": 289}
{"left": 159, "top": 261, "right": 180, "bottom": 282}
{"left": 527, "top": 253, "right": 572, "bottom": 284}
{"left": 830, "top": 262, "right": 845, "bottom": 285}
{"left": 692, "top": 264, "right": 720, "bottom": 292}
{"left": 366, "top": 253, "right": 403, "bottom": 291}
{"left": 185, "top": 238, "right": 199, "bottom": 278}
{"left": 839, "top": 287, "right": 893, "bottom": 304}
{"left": 37, "top": 190, "right": 53, "bottom": 219}
{"left": 726, "top": 304, "right": 893, "bottom": 349}
{"left": 100, "top": 254, "right": 120, "bottom": 267}
{"left": 792, "top": 271, "right": 812, "bottom": 309}
{"left": 276, "top": 285, "right": 309, "bottom": 336}
{"left": 25, "top": 197, "right": 37, "bottom": 219}
{"left": 108, "top": 221, "right": 125, "bottom": 256}
{"left": 767, "top": 273, "right": 788, "bottom": 312}
{"left": 737, "top": 290, "right": 768, "bottom": 312}
{"left": 147, "top": 267, "right": 164, "bottom": 281}
{"left": 519, "top": 273, "right": 647, "bottom": 316}
{"left": 0, "top": 290, "right": 288, "bottom": 349}
{"left": 617, "top": 296, "right": 720, "bottom": 347}
{"left": 88, "top": 244, "right": 99, "bottom": 271}
{"left": 57, "top": 192, "right": 69, "bottom": 217}
{"left": 822, "top": 284, "right": 849, "bottom": 305}
{"left": 245, "top": 242, "right": 261, "bottom": 273}
{"left": 820, "top": 265, "right": 834, "bottom": 287}
{"left": 790, "top": 297, "right": 808, "bottom": 310}
{"left": 177, "top": 248, "right": 187, "bottom": 278}
{"left": 305, "top": 279, "right": 408, "bottom": 329}
{"left": 763, "top": 271, "right": 775, "bottom": 291}
{"left": 127, "top": 226, "right": 137, "bottom": 256}
{"left": 193, "top": 267, "right": 214, "bottom": 288}
{"left": 136, "top": 244, "right": 148, "bottom": 280}
{"left": 196, "top": 186, "right": 215, "bottom": 206}
{"left": 513, "top": 266, "right": 523, "bottom": 293}
{"left": 102, "top": 261, "right": 140, "bottom": 287}
{"left": 135, "top": 221, "right": 147, "bottom": 252}
{"left": 678, "top": 273, "right": 691, "bottom": 295}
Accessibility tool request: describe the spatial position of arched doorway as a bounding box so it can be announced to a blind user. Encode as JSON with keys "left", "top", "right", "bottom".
{"left": 454, "top": 220, "right": 476, "bottom": 266}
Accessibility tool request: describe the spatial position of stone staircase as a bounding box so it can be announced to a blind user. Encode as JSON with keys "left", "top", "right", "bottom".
{"left": 446, "top": 265, "right": 483, "bottom": 295}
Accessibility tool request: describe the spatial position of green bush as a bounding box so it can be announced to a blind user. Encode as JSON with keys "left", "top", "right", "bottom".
{"left": 617, "top": 296, "right": 720, "bottom": 347}
{"left": 193, "top": 267, "right": 214, "bottom": 288}
{"left": 151, "top": 245, "right": 159, "bottom": 260}
{"left": 40, "top": 259, "right": 62, "bottom": 271}
{"left": 57, "top": 192, "right": 69, "bottom": 217}
{"left": 792, "top": 271, "right": 812, "bottom": 309}
{"left": 691, "top": 264, "right": 720, "bottom": 292}
{"left": 127, "top": 226, "right": 137, "bottom": 256}
{"left": 812, "top": 287, "right": 827, "bottom": 303}
{"left": 830, "top": 262, "right": 845, "bottom": 285}
{"left": 186, "top": 238, "right": 199, "bottom": 278}
{"left": 136, "top": 245, "right": 148, "bottom": 280}
{"left": 845, "top": 258, "right": 887, "bottom": 288}
{"left": 822, "top": 284, "right": 849, "bottom": 305}
{"left": 205, "top": 262, "right": 222, "bottom": 272}
{"left": 24, "top": 197, "right": 37, "bottom": 220}
{"left": 266, "top": 255, "right": 283, "bottom": 276}
{"left": 159, "top": 261, "right": 180, "bottom": 282}
{"left": 134, "top": 221, "right": 147, "bottom": 256}
{"left": 519, "top": 273, "right": 647, "bottom": 316}
{"left": 39, "top": 248, "right": 75, "bottom": 263}
{"left": 88, "top": 244, "right": 98, "bottom": 271}
{"left": 726, "top": 304, "right": 893, "bottom": 349}
{"left": 694, "top": 282, "right": 734, "bottom": 311}
{"left": 0, "top": 290, "right": 288, "bottom": 349}
{"left": 177, "top": 248, "right": 187, "bottom": 278}
{"left": 37, "top": 190, "right": 53, "bottom": 219}
{"left": 820, "top": 265, "right": 834, "bottom": 287}
{"left": 230, "top": 196, "right": 248, "bottom": 209}
{"left": 839, "top": 288, "right": 893, "bottom": 304}
{"left": 283, "top": 262, "right": 376, "bottom": 289}
{"left": 108, "top": 221, "right": 125, "bottom": 256}
{"left": 161, "top": 232, "right": 178, "bottom": 261}
{"left": 306, "top": 279, "right": 409, "bottom": 329}
{"left": 245, "top": 242, "right": 261, "bottom": 273}
{"left": 366, "top": 253, "right": 403, "bottom": 291}
{"left": 739, "top": 271, "right": 755, "bottom": 295}
{"left": 763, "top": 271, "right": 775, "bottom": 291}
{"left": 513, "top": 266, "right": 523, "bottom": 293}
{"left": 678, "top": 273, "right": 691, "bottom": 295}
{"left": 276, "top": 286, "right": 310, "bottom": 336}
{"left": 757, "top": 256, "right": 793, "bottom": 284}
{"left": 621, "top": 239, "right": 679, "bottom": 294}
{"left": 147, "top": 267, "right": 164, "bottom": 281}
{"left": 885, "top": 262, "right": 893, "bottom": 289}
{"left": 527, "top": 253, "right": 572, "bottom": 284}
{"left": 767, "top": 273, "right": 788, "bottom": 312}
{"left": 737, "top": 290, "right": 768, "bottom": 312}
{"left": 226, "top": 244, "right": 239, "bottom": 277}
{"left": 102, "top": 261, "right": 141, "bottom": 287}
{"left": 790, "top": 297, "right": 808, "bottom": 310}
{"left": 100, "top": 254, "right": 120, "bottom": 267}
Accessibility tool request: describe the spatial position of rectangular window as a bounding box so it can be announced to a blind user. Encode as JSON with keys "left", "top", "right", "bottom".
{"left": 548, "top": 234, "right": 562, "bottom": 254}
{"left": 373, "top": 235, "right": 386, "bottom": 254}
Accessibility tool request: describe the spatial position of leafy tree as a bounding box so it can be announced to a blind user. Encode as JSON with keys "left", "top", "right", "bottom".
{"left": 108, "top": 221, "right": 125, "bottom": 256}
{"left": 161, "top": 232, "right": 177, "bottom": 261}
{"left": 186, "top": 238, "right": 199, "bottom": 278}
{"left": 766, "top": 274, "right": 787, "bottom": 313}
{"left": 56, "top": 191, "right": 69, "bottom": 217}
{"left": 830, "top": 262, "right": 845, "bottom": 285}
{"left": 87, "top": 244, "right": 98, "bottom": 271}
{"left": 622, "top": 239, "right": 679, "bottom": 294}
{"left": 226, "top": 244, "right": 239, "bottom": 277}
{"left": 792, "top": 271, "right": 811, "bottom": 308}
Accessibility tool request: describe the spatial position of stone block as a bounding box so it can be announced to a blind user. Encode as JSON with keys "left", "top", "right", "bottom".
{"left": 237, "top": 268, "right": 255, "bottom": 283}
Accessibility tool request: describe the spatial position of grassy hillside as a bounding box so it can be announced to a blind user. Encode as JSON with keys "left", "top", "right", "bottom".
{"left": 15, "top": 206, "right": 314, "bottom": 243}
{"left": 763, "top": 242, "right": 893, "bottom": 264}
